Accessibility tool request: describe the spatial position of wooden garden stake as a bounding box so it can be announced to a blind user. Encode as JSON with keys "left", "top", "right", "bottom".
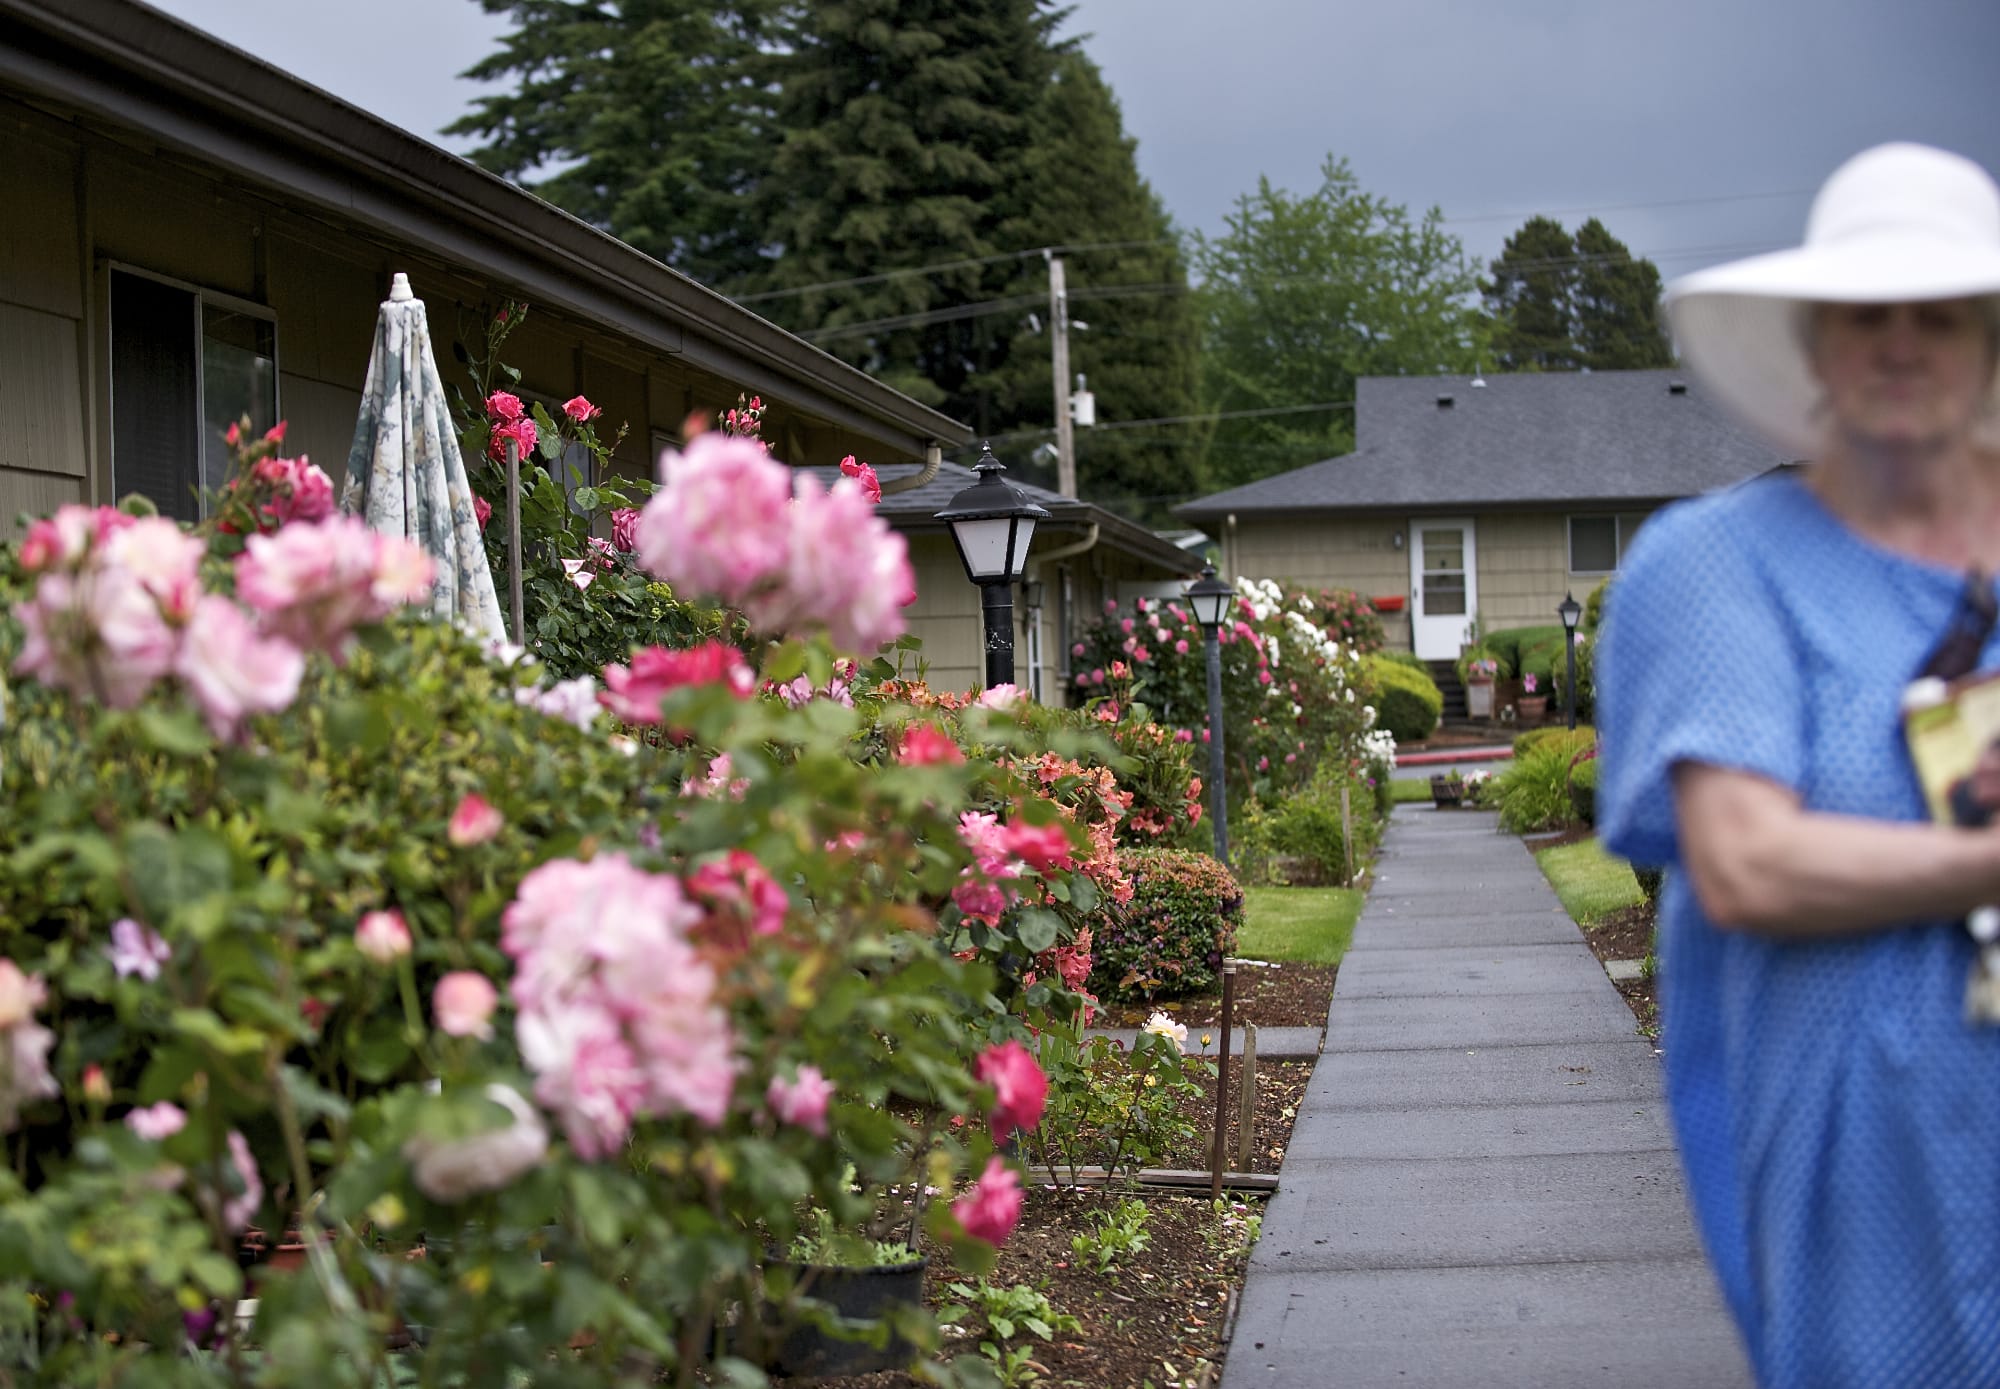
{"left": 1236, "top": 1022, "right": 1259, "bottom": 1169}
{"left": 1211, "top": 961, "right": 1237, "bottom": 1198}
{"left": 1340, "top": 785, "right": 1355, "bottom": 886}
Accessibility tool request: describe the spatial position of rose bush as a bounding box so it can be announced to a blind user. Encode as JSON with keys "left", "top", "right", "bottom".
{"left": 1071, "top": 580, "right": 1380, "bottom": 805}
{"left": 0, "top": 421, "right": 1103, "bottom": 1385}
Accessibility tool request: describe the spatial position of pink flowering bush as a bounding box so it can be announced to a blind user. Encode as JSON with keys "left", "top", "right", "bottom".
{"left": 1072, "top": 580, "right": 1378, "bottom": 806}
{"left": 0, "top": 445, "right": 1073, "bottom": 1384}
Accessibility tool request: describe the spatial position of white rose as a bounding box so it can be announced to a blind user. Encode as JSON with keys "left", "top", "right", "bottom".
{"left": 403, "top": 1085, "right": 549, "bottom": 1203}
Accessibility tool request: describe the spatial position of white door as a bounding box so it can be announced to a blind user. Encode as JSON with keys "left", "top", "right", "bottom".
{"left": 1410, "top": 520, "right": 1477, "bottom": 660}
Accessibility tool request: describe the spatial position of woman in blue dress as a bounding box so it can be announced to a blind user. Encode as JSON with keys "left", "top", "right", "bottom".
{"left": 1598, "top": 143, "right": 2000, "bottom": 1388}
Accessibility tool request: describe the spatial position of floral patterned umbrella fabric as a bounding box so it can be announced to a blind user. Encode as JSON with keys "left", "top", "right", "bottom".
{"left": 341, "top": 272, "right": 506, "bottom": 641}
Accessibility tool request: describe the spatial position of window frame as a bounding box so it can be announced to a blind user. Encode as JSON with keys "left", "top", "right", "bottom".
{"left": 106, "top": 262, "right": 281, "bottom": 520}
{"left": 1566, "top": 512, "right": 1647, "bottom": 576}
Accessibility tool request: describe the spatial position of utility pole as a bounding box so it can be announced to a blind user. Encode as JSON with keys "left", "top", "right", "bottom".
{"left": 1047, "top": 251, "right": 1076, "bottom": 497}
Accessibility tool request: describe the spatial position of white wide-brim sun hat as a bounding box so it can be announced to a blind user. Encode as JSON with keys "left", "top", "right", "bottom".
{"left": 1665, "top": 142, "right": 2000, "bottom": 458}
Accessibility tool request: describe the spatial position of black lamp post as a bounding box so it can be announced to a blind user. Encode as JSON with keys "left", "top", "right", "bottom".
{"left": 1186, "top": 562, "right": 1236, "bottom": 864}
{"left": 936, "top": 444, "right": 1049, "bottom": 689}
{"left": 1557, "top": 591, "right": 1583, "bottom": 731}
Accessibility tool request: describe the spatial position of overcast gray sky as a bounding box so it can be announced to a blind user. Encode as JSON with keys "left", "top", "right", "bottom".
{"left": 145, "top": 0, "right": 2000, "bottom": 280}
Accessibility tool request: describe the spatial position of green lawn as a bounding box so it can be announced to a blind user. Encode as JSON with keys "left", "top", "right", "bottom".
{"left": 1534, "top": 837, "right": 1643, "bottom": 925}
{"left": 1389, "top": 778, "right": 1435, "bottom": 804}
{"left": 1236, "top": 886, "right": 1364, "bottom": 966}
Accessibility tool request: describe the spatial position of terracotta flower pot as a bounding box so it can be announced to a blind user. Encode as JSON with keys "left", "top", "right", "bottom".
{"left": 1517, "top": 694, "right": 1549, "bottom": 723}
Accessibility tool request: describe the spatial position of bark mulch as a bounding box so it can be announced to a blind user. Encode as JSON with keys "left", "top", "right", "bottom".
{"left": 1095, "top": 963, "right": 1338, "bottom": 1031}
{"left": 798, "top": 1021, "right": 1325, "bottom": 1388}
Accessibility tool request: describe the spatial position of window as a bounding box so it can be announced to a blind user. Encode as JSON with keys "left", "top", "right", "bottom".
{"left": 1568, "top": 513, "right": 1648, "bottom": 574}
{"left": 111, "top": 268, "right": 277, "bottom": 522}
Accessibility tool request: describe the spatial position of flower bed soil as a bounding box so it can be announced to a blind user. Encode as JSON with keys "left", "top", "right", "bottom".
{"left": 799, "top": 1060, "right": 1318, "bottom": 1389}
{"left": 1519, "top": 832, "right": 1659, "bottom": 1038}
{"left": 1096, "top": 963, "right": 1339, "bottom": 1030}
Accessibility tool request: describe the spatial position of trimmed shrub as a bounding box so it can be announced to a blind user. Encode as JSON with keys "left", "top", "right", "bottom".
{"left": 1569, "top": 749, "right": 1599, "bottom": 826}
{"left": 1487, "top": 624, "right": 1567, "bottom": 685}
{"left": 1380, "top": 649, "right": 1431, "bottom": 674}
{"left": 1515, "top": 723, "right": 1595, "bottom": 758}
{"left": 1366, "top": 655, "right": 1442, "bottom": 743}
{"left": 1635, "top": 866, "right": 1665, "bottom": 903}
{"left": 1091, "top": 849, "right": 1244, "bottom": 1002}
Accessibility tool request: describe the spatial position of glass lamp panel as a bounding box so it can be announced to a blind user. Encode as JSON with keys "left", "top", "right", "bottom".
{"left": 1007, "top": 517, "right": 1037, "bottom": 578}
{"left": 952, "top": 516, "right": 1015, "bottom": 580}
{"left": 1187, "top": 589, "right": 1228, "bottom": 629}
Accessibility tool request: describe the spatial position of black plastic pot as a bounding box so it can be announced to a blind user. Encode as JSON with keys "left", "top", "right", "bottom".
{"left": 761, "top": 1255, "right": 928, "bottom": 1379}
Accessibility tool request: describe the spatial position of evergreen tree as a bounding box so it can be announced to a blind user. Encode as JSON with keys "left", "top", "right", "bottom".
{"left": 979, "top": 52, "right": 1200, "bottom": 522}
{"left": 1192, "top": 157, "right": 1487, "bottom": 492}
{"left": 1573, "top": 218, "right": 1673, "bottom": 369}
{"left": 748, "top": 0, "right": 1064, "bottom": 412}
{"left": 447, "top": 0, "right": 785, "bottom": 287}
{"left": 1483, "top": 215, "right": 1578, "bottom": 372}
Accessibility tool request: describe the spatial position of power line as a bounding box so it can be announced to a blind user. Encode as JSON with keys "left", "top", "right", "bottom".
{"left": 733, "top": 238, "right": 1180, "bottom": 306}
{"left": 798, "top": 281, "right": 1187, "bottom": 344}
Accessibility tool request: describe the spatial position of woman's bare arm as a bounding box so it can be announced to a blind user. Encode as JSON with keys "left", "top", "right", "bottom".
{"left": 1671, "top": 762, "right": 2000, "bottom": 936}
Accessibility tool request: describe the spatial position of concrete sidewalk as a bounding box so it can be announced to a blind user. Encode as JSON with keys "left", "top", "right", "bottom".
{"left": 1221, "top": 806, "right": 1751, "bottom": 1389}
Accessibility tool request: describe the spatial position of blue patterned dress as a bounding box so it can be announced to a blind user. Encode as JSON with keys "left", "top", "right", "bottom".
{"left": 1597, "top": 472, "right": 2000, "bottom": 1389}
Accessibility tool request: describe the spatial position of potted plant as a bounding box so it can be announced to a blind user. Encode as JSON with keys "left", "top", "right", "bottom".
{"left": 746, "top": 1204, "right": 932, "bottom": 1377}
{"left": 1516, "top": 672, "right": 1549, "bottom": 723}
{"left": 1429, "top": 770, "right": 1465, "bottom": 808}
{"left": 1458, "top": 651, "right": 1499, "bottom": 720}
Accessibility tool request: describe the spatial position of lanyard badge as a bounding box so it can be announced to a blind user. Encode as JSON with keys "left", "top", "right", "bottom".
{"left": 1900, "top": 569, "right": 2000, "bottom": 1024}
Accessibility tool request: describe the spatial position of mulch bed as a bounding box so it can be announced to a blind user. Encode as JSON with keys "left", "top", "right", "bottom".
{"left": 1095, "top": 963, "right": 1339, "bottom": 1030}
{"left": 801, "top": 1022, "right": 1326, "bottom": 1387}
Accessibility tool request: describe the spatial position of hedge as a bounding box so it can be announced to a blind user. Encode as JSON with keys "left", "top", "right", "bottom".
{"left": 1365, "top": 654, "right": 1442, "bottom": 743}
{"left": 1089, "top": 849, "right": 1244, "bottom": 1002}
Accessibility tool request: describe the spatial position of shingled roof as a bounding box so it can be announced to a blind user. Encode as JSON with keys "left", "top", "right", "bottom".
{"left": 800, "top": 462, "right": 1197, "bottom": 576}
{"left": 1177, "top": 369, "right": 1793, "bottom": 521}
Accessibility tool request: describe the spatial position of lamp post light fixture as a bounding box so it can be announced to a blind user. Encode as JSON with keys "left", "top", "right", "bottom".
{"left": 1557, "top": 591, "right": 1583, "bottom": 731}
{"left": 936, "top": 443, "right": 1050, "bottom": 689}
{"left": 1186, "top": 562, "right": 1236, "bottom": 865}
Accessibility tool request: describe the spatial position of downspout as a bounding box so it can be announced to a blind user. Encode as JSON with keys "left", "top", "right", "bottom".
{"left": 879, "top": 442, "right": 943, "bottom": 494}
{"left": 1034, "top": 521, "right": 1099, "bottom": 564}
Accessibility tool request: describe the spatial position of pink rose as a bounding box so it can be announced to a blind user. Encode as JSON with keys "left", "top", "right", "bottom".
{"left": 610, "top": 508, "right": 639, "bottom": 553}
{"left": 975, "top": 683, "right": 1026, "bottom": 711}
{"left": 474, "top": 495, "right": 493, "bottom": 532}
{"left": 12, "top": 567, "right": 179, "bottom": 710}
{"left": 433, "top": 971, "right": 498, "bottom": 1040}
{"left": 1175, "top": 639, "right": 1190, "bottom": 655}
{"left": 0, "top": 962, "right": 57, "bottom": 1135}
{"left": 562, "top": 395, "right": 602, "bottom": 423}
{"left": 599, "top": 641, "right": 754, "bottom": 726}
{"left": 487, "top": 415, "right": 538, "bottom": 463}
{"left": 448, "top": 792, "right": 504, "bottom": 847}
{"left": 355, "top": 909, "right": 412, "bottom": 963}
{"left": 215, "top": 1130, "right": 262, "bottom": 1232}
{"left": 975, "top": 1040, "right": 1048, "bottom": 1138}
{"left": 897, "top": 724, "right": 964, "bottom": 766}
{"left": 235, "top": 516, "right": 432, "bottom": 655}
{"left": 633, "top": 433, "right": 795, "bottom": 606}
{"left": 998, "top": 822, "right": 1073, "bottom": 873}
{"left": 760, "top": 472, "right": 912, "bottom": 653}
{"left": 767, "top": 1065, "right": 835, "bottom": 1136}
{"left": 687, "top": 850, "right": 790, "bottom": 948}
{"left": 104, "top": 517, "right": 205, "bottom": 620}
{"left": 175, "top": 594, "right": 305, "bottom": 739}
{"left": 838, "top": 455, "right": 882, "bottom": 505}
{"left": 485, "top": 391, "right": 525, "bottom": 424}
{"left": 953, "top": 1157, "right": 1024, "bottom": 1247}
{"left": 125, "top": 1101, "right": 187, "bottom": 1141}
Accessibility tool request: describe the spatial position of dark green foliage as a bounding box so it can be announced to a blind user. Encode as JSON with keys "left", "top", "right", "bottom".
{"left": 977, "top": 52, "right": 1201, "bottom": 524}
{"left": 1365, "top": 655, "right": 1442, "bottom": 743}
{"left": 1583, "top": 578, "right": 1611, "bottom": 634}
{"left": 1484, "top": 215, "right": 1578, "bottom": 372}
{"left": 1635, "top": 866, "right": 1665, "bottom": 904}
{"left": 1573, "top": 219, "right": 1673, "bottom": 371}
{"left": 1483, "top": 217, "right": 1672, "bottom": 373}
{"left": 1494, "top": 729, "right": 1597, "bottom": 833}
{"left": 1089, "top": 849, "right": 1243, "bottom": 1002}
{"left": 1514, "top": 723, "right": 1596, "bottom": 758}
{"left": 1553, "top": 631, "right": 1596, "bottom": 724}
{"left": 1192, "top": 156, "right": 1487, "bottom": 492}
{"left": 748, "top": 0, "right": 1061, "bottom": 412}
{"left": 1485, "top": 624, "right": 1567, "bottom": 684}
{"left": 447, "top": 0, "right": 785, "bottom": 286}
{"left": 1266, "top": 774, "right": 1380, "bottom": 886}
{"left": 1569, "top": 750, "right": 1598, "bottom": 826}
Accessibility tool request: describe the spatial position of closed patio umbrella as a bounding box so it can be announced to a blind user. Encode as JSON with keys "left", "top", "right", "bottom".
{"left": 342, "top": 272, "right": 506, "bottom": 642}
